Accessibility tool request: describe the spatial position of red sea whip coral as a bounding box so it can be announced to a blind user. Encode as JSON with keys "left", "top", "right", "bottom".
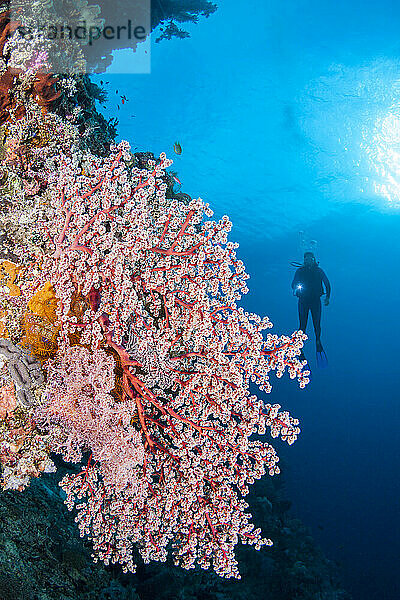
{"left": 11, "top": 140, "right": 308, "bottom": 577}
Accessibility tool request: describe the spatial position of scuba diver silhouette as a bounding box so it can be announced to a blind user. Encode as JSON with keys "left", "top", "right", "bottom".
{"left": 291, "top": 251, "right": 331, "bottom": 367}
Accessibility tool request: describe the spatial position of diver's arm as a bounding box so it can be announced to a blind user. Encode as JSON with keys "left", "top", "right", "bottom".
{"left": 321, "top": 270, "right": 331, "bottom": 304}
{"left": 291, "top": 269, "right": 300, "bottom": 292}
{"left": 291, "top": 269, "right": 303, "bottom": 296}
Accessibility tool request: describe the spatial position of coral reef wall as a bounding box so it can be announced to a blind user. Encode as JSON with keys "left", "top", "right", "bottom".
{"left": 0, "top": 2, "right": 350, "bottom": 599}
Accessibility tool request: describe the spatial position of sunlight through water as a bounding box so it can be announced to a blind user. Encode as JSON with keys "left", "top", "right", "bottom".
{"left": 363, "top": 111, "right": 400, "bottom": 206}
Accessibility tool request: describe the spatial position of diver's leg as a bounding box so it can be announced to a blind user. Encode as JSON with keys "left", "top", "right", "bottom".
{"left": 311, "top": 298, "right": 322, "bottom": 342}
{"left": 298, "top": 299, "right": 309, "bottom": 334}
{"left": 297, "top": 299, "right": 309, "bottom": 361}
{"left": 312, "top": 298, "right": 328, "bottom": 365}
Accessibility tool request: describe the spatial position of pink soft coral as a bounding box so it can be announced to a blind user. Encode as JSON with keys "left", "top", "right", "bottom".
{"left": 33, "top": 346, "right": 145, "bottom": 492}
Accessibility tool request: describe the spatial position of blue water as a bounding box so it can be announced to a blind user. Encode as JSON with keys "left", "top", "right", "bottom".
{"left": 93, "top": 2, "right": 400, "bottom": 598}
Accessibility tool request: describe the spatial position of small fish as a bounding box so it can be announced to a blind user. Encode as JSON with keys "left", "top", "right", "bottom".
{"left": 172, "top": 175, "right": 181, "bottom": 185}
{"left": 121, "top": 95, "right": 128, "bottom": 105}
{"left": 173, "top": 141, "right": 182, "bottom": 155}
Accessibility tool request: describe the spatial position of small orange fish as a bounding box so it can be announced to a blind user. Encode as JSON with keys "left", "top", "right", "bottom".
{"left": 173, "top": 141, "right": 182, "bottom": 155}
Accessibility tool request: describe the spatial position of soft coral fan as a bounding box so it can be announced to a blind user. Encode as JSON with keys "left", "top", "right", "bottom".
{"left": 1, "top": 138, "right": 307, "bottom": 577}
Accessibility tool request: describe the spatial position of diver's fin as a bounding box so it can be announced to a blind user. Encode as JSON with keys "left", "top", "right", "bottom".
{"left": 316, "top": 341, "right": 328, "bottom": 368}
{"left": 298, "top": 349, "right": 312, "bottom": 378}
{"left": 316, "top": 350, "right": 328, "bottom": 368}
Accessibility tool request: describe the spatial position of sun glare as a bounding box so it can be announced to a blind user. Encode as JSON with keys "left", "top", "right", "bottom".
{"left": 364, "top": 112, "right": 400, "bottom": 206}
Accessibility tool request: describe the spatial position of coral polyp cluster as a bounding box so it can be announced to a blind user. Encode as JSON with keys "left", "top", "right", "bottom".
{"left": 0, "top": 6, "right": 309, "bottom": 580}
